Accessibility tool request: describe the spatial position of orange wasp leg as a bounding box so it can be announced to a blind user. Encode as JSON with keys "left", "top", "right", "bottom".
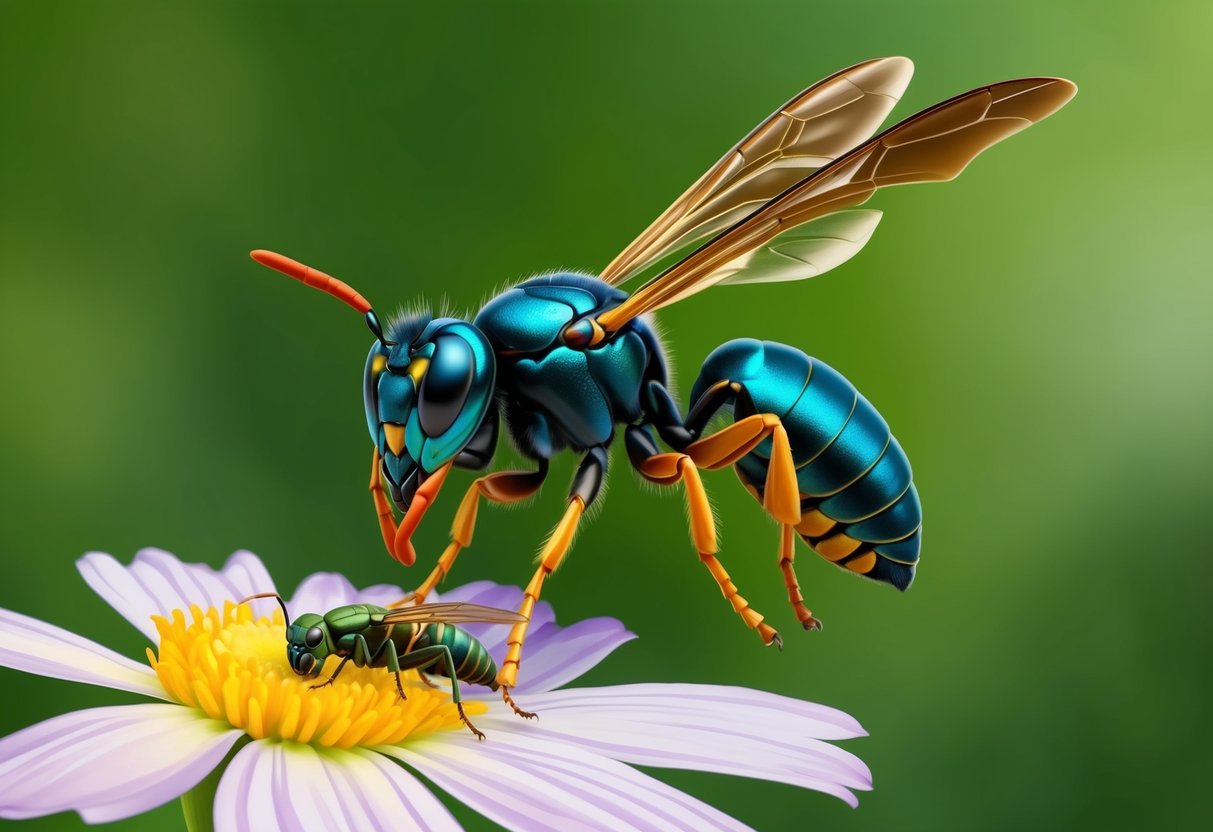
{"left": 497, "top": 446, "right": 607, "bottom": 713}
{"left": 626, "top": 425, "right": 781, "bottom": 649}
{"left": 685, "top": 412, "right": 822, "bottom": 627}
{"left": 411, "top": 465, "right": 548, "bottom": 604}
{"left": 778, "top": 520, "right": 823, "bottom": 631}
{"left": 497, "top": 495, "right": 586, "bottom": 715}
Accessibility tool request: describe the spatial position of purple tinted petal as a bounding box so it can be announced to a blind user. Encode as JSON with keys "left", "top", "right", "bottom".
{"left": 0, "top": 608, "right": 166, "bottom": 700}
{"left": 78, "top": 549, "right": 277, "bottom": 641}
{"left": 133, "top": 549, "right": 243, "bottom": 613}
{"left": 460, "top": 617, "right": 635, "bottom": 699}
{"left": 77, "top": 552, "right": 166, "bottom": 642}
{"left": 286, "top": 573, "right": 360, "bottom": 616}
{"left": 356, "top": 583, "right": 409, "bottom": 608}
{"left": 214, "top": 741, "right": 460, "bottom": 832}
{"left": 441, "top": 583, "right": 556, "bottom": 631}
{"left": 387, "top": 731, "right": 751, "bottom": 832}
{"left": 0, "top": 704, "right": 241, "bottom": 823}
{"left": 469, "top": 683, "right": 871, "bottom": 806}
{"left": 220, "top": 551, "right": 277, "bottom": 599}
{"left": 427, "top": 580, "right": 498, "bottom": 603}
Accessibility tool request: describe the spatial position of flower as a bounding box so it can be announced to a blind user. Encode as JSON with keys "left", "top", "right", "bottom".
{"left": 0, "top": 549, "right": 871, "bottom": 830}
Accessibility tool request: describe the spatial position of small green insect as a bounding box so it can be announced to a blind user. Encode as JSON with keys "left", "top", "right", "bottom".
{"left": 240, "top": 592, "right": 530, "bottom": 739}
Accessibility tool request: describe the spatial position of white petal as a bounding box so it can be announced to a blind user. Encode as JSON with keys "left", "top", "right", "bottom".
{"left": 220, "top": 550, "right": 277, "bottom": 598}
{"left": 214, "top": 741, "right": 460, "bottom": 832}
{"left": 78, "top": 549, "right": 279, "bottom": 641}
{"left": 386, "top": 732, "right": 751, "bottom": 832}
{"left": 0, "top": 607, "right": 167, "bottom": 701}
{"left": 0, "top": 704, "right": 242, "bottom": 823}
{"left": 472, "top": 683, "right": 871, "bottom": 807}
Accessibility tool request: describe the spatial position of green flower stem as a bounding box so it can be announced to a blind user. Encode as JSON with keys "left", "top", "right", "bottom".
{"left": 181, "top": 737, "right": 250, "bottom": 832}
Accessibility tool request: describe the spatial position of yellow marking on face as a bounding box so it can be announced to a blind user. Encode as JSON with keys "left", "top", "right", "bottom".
{"left": 797, "top": 509, "right": 836, "bottom": 538}
{"left": 384, "top": 423, "right": 406, "bottom": 456}
{"left": 372, "top": 354, "right": 387, "bottom": 375}
{"left": 845, "top": 551, "right": 878, "bottom": 574}
{"left": 815, "top": 533, "right": 861, "bottom": 561}
{"left": 407, "top": 357, "right": 429, "bottom": 386}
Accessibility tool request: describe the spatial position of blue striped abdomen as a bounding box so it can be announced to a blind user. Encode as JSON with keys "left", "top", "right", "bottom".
{"left": 690, "top": 338, "right": 921, "bottom": 590}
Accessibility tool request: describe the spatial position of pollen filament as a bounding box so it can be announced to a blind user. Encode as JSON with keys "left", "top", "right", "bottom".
{"left": 145, "top": 602, "right": 484, "bottom": 748}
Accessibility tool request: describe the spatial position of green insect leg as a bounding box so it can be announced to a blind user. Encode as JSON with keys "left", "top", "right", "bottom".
{"left": 308, "top": 656, "right": 352, "bottom": 690}
{"left": 397, "top": 646, "right": 485, "bottom": 740}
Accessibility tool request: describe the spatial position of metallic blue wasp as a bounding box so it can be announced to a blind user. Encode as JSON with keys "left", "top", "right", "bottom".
{"left": 252, "top": 58, "right": 1075, "bottom": 707}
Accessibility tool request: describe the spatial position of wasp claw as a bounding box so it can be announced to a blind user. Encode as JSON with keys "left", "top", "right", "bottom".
{"left": 803, "top": 616, "right": 824, "bottom": 632}
{"left": 769, "top": 631, "right": 784, "bottom": 651}
{"left": 502, "top": 687, "right": 538, "bottom": 720}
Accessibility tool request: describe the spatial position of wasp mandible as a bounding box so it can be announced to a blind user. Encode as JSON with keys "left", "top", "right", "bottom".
{"left": 251, "top": 58, "right": 1076, "bottom": 709}
{"left": 240, "top": 592, "right": 529, "bottom": 739}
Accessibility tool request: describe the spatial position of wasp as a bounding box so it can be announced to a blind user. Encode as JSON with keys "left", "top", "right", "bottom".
{"left": 240, "top": 592, "right": 528, "bottom": 739}
{"left": 251, "top": 58, "right": 1075, "bottom": 708}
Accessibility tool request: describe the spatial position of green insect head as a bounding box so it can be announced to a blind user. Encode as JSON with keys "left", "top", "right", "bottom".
{"left": 248, "top": 249, "right": 497, "bottom": 514}
{"left": 286, "top": 612, "right": 331, "bottom": 678}
{"left": 239, "top": 592, "right": 328, "bottom": 679}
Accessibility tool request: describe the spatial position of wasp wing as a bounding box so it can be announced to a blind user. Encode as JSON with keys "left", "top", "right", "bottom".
{"left": 709, "top": 209, "right": 882, "bottom": 287}
{"left": 596, "top": 76, "right": 1076, "bottom": 333}
{"left": 599, "top": 57, "right": 913, "bottom": 286}
{"left": 378, "top": 601, "right": 527, "bottom": 626}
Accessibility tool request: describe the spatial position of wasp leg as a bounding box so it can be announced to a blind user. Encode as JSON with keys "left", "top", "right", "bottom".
{"left": 308, "top": 656, "right": 352, "bottom": 690}
{"left": 497, "top": 447, "right": 606, "bottom": 696}
{"left": 651, "top": 379, "right": 817, "bottom": 630}
{"left": 397, "top": 646, "right": 485, "bottom": 740}
{"left": 687, "top": 414, "right": 820, "bottom": 630}
{"left": 409, "top": 463, "right": 549, "bottom": 605}
{"left": 777, "top": 519, "right": 823, "bottom": 631}
{"left": 627, "top": 426, "right": 781, "bottom": 648}
{"left": 646, "top": 379, "right": 740, "bottom": 450}
{"left": 369, "top": 449, "right": 453, "bottom": 567}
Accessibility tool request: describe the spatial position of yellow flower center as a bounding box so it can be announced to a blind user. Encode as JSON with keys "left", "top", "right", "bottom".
{"left": 146, "top": 602, "right": 484, "bottom": 748}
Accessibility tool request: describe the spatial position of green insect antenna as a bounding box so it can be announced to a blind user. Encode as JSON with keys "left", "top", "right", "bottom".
{"left": 238, "top": 592, "right": 292, "bottom": 636}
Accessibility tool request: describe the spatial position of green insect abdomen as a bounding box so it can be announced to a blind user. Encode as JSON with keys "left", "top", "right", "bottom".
{"left": 417, "top": 623, "right": 499, "bottom": 690}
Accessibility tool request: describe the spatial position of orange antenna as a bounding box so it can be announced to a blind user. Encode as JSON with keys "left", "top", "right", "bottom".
{"left": 250, "top": 250, "right": 372, "bottom": 315}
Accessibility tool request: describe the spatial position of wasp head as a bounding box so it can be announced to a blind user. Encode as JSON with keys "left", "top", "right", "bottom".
{"left": 364, "top": 311, "right": 497, "bottom": 510}
{"left": 286, "top": 613, "right": 330, "bottom": 678}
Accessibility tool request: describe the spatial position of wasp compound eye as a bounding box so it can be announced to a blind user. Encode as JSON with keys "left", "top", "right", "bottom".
{"left": 304, "top": 627, "right": 324, "bottom": 648}
{"left": 418, "top": 334, "right": 474, "bottom": 437}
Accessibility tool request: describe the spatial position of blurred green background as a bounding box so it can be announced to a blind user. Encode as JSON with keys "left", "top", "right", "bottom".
{"left": 1, "top": 0, "right": 1209, "bottom": 829}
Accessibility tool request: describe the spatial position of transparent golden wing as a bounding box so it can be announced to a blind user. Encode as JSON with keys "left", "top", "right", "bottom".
{"left": 599, "top": 57, "right": 914, "bottom": 286}
{"left": 596, "top": 76, "right": 1077, "bottom": 334}
{"left": 379, "top": 601, "right": 527, "bottom": 626}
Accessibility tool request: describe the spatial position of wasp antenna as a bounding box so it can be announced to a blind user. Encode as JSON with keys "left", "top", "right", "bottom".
{"left": 250, "top": 249, "right": 374, "bottom": 316}
{"left": 238, "top": 592, "right": 292, "bottom": 631}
